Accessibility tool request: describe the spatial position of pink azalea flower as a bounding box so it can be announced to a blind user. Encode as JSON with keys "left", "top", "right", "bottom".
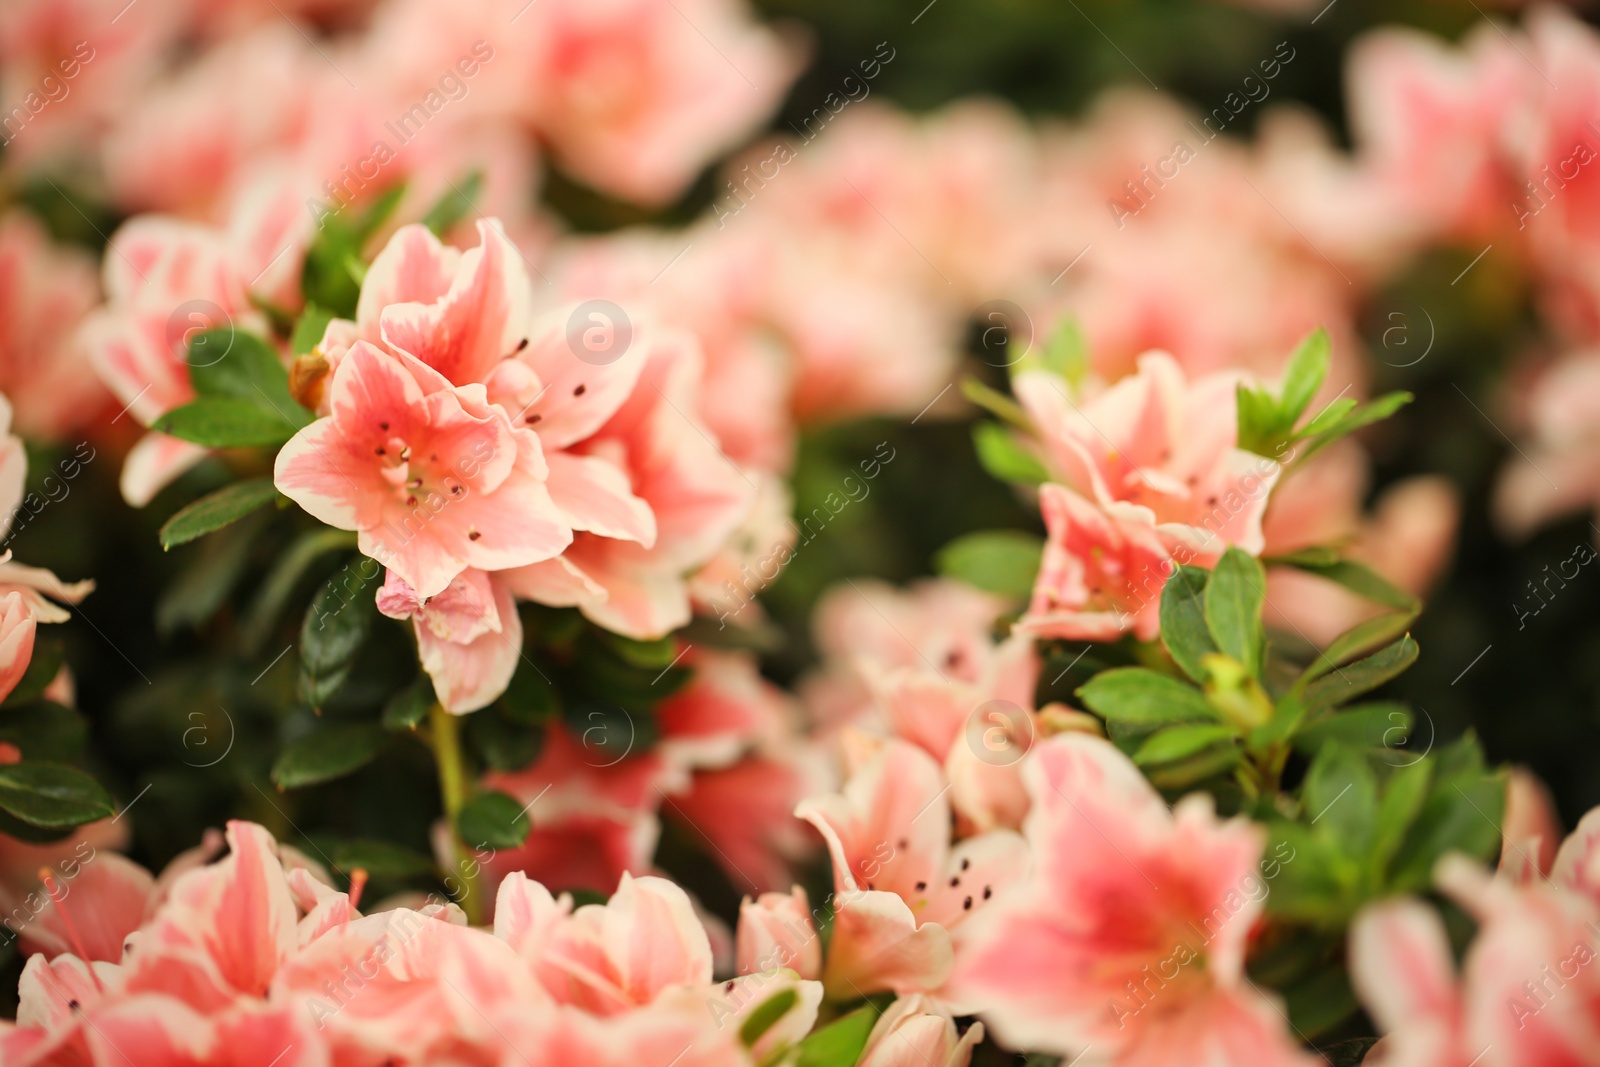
{"left": 1344, "top": 22, "right": 1529, "bottom": 247}
{"left": 1501, "top": 766, "right": 1563, "bottom": 884}
{"left": 0, "top": 213, "right": 106, "bottom": 439}
{"left": 522, "top": 0, "right": 804, "bottom": 206}
{"left": 375, "top": 567, "right": 522, "bottom": 715}
{"left": 493, "top": 870, "right": 711, "bottom": 1013}
{"left": 273, "top": 340, "right": 572, "bottom": 600}
{"left": 795, "top": 738, "right": 1028, "bottom": 1006}
{"left": 858, "top": 994, "right": 984, "bottom": 1067}
{"left": 951, "top": 734, "right": 1314, "bottom": 1067}
{"left": 737, "top": 886, "right": 820, "bottom": 980}
{"left": 506, "top": 330, "right": 751, "bottom": 640}
{"left": 1015, "top": 484, "right": 1194, "bottom": 643}
{"left": 800, "top": 577, "right": 1007, "bottom": 736}
{"left": 1348, "top": 899, "right": 1475, "bottom": 1067}
{"left": 79, "top": 216, "right": 275, "bottom": 506}
{"left": 1015, "top": 352, "right": 1281, "bottom": 554}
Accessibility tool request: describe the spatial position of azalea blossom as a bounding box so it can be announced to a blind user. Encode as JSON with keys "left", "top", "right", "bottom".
{"left": 951, "top": 734, "right": 1313, "bottom": 1067}
{"left": 795, "top": 737, "right": 1028, "bottom": 1006}
{"left": 274, "top": 340, "right": 571, "bottom": 599}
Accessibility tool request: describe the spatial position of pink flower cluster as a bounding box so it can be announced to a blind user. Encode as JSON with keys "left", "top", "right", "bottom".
{"left": 272, "top": 219, "right": 752, "bottom": 710}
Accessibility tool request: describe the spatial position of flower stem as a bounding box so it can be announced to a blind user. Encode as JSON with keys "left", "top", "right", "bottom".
{"left": 428, "top": 702, "right": 482, "bottom": 924}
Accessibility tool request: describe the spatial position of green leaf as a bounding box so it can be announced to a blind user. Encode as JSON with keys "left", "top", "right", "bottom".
{"left": 185, "top": 329, "right": 308, "bottom": 427}
{"left": 1293, "top": 391, "right": 1413, "bottom": 466}
{"left": 794, "top": 1006, "right": 878, "bottom": 1067}
{"left": 153, "top": 397, "right": 302, "bottom": 448}
{"left": 421, "top": 171, "right": 484, "bottom": 236}
{"left": 159, "top": 478, "right": 279, "bottom": 550}
{"left": 328, "top": 839, "right": 435, "bottom": 880}
{"left": 272, "top": 723, "right": 386, "bottom": 789}
{"left": 1292, "top": 702, "right": 1411, "bottom": 756}
{"left": 1144, "top": 743, "right": 1242, "bottom": 789}
{"left": 1159, "top": 566, "right": 1218, "bottom": 683}
{"left": 299, "top": 556, "right": 382, "bottom": 707}
{"left": 1205, "top": 548, "right": 1266, "bottom": 678}
{"left": 241, "top": 528, "right": 359, "bottom": 655}
{"left": 1302, "top": 636, "right": 1419, "bottom": 713}
{"left": 457, "top": 789, "right": 531, "bottom": 849}
{"left": 1261, "top": 822, "right": 1354, "bottom": 924}
{"left": 1235, "top": 383, "right": 1283, "bottom": 456}
{"left": 739, "top": 988, "right": 800, "bottom": 1047}
{"left": 1078, "top": 668, "right": 1220, "bottom": 726}
{"left": 1302, "top": 609, "right": 1420, "bottom": 684}
{"left": 2, "top": 639, "right": 64, "bottom": 708}
{"left": 1303, "top": 744, "right": 1378, "bottom": 857}
{"left": 1279, "top": 329, "right": 1331, "bottom": 426}
{"left": 291, "top": 303, "right": 335, "bottom": 356}
{"left": 1372, "top": 759, "right": 1433, "bottom": 874}
{"left": 382, "top": 677, "right": 436, "bottom": 731}
{"left": 934, "top": 530, "right": 1043, "bottom": 600}
{"left": 0, "top": 762, "right": 115, "bottom": 829}
{"left": 1300, "top": 396, "right": 1358, "bottom": 437}
{"left": 972, "top": 422, "right": 1049, "bottom": 485}
{"left": 1391, "top": 764, "right": 1506, "bottom": 891}
{"left": 1268, "top": 554, "right": 1420, "bottom": 612}
{"left": 1133, "top": 723, "right": 1239, "bottom": 766}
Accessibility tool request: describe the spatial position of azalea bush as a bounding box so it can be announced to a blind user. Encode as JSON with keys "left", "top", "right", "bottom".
{"left": 4, "top": 0, "right": 1600, "bottom": 1064}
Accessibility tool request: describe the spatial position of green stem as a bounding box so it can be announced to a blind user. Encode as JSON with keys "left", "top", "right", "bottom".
{"left": 428, "top": 702, "right": 482, "bottom": 924}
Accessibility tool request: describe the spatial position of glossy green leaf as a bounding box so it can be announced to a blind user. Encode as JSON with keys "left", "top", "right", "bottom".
{"left": 299, "top": 557, "right": 382, "bottom": 707}
{"left": 1302, "top": 609, "right": 1420, "bottom": 684}
{"left": 328, "top": 839, "right": 436, "bottom": 880}
{"left": 159, "top": 478, "right": 279, "bottom": 550}
{"left": 0, "top": 762, "right": 115, "bottom": 829}
{"left": 1133, "top": 723, "right": 1239, "bottom": 766}
{"left": 456, "top": 789, "right": 531, "bottom": 850}
{"left": 1205, "top": 547, "right": 1266, "bottom": 678}
{"left": 1078, "top": 668, "right": 1219, "bottom": 726}
{"left": 382, "top": 677, "right": 436, "bottom": 731}
{"left": 272, "top": 723, "right": 386, "bottom": 789}
{"left": 1303, "top": 636, "right": 1419, "bottom": 713}
{"left": 1159, "top": 566, "right": 1217, "bottom": 683}
{"left": 153, "top": 398, "right": 302, "bottom": 448}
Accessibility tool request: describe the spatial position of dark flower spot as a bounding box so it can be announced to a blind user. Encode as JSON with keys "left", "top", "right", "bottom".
{"left": 516, "top": 338, "right": 529, "bottom": 352}
{"left": 963, "top": 896, "right": 973, "bottom": 910}
{"left": 468, "top": 531, "right": 481, "bottom": 541}
{"left": 526, "top": 413, "right": 543, "bottom": 424}
{"left": 69, "top": 1000, "right": 79, "bottom": 1010}
{"left": 960, "top": 858, "right": 970, "bottom": 871}
{"left": 379, "top": 421, "right": 389, "bottom": 431}
{"left": 983, "top": 885, "right": 993, "bottom": 900}
{"left": 915, "top": 881, "right": 927, "bottom": 891}
{"left": 1206, "top": 496, "right": 1218, "bottom": 506}
{"left": 949, "top": 876, "right": 960, "bottom": 888}
{"left": 375, "top": 447, "right": 386, "bottom": 456}
{"left": 573, "top": 384, "right": 587, "bottom": 396}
